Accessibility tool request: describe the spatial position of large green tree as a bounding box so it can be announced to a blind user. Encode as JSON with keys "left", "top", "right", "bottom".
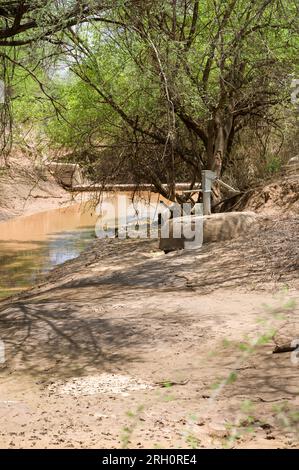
{"left": 49, "top": 0, "right": 297, "bottom": 201}
{"left": 1, "top": 0, "right": 298, "bottom": 202}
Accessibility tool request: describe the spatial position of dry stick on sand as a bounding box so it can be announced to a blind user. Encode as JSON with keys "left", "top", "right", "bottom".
{"left": 273, "top": 343, "right": 298, "bottom": 354}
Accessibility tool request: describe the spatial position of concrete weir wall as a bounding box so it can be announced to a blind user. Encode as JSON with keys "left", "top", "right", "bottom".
{"left": 46, "top": 162, "right": 84, "bottom": 188}
{"left": 159, "top": 211, "right": 258, "bottom": 252}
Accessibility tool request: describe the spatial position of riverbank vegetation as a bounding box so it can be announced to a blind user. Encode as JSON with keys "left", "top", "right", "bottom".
{"left": 1, "top": 1, "right": 298, "bottom": 202}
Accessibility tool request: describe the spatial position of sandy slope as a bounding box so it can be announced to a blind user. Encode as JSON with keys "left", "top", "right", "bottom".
{"left": 0, "top": 216, "right": 298, "bottom": 448}
{"left": 0, "top": 157, "right": 73, "bottom": 222}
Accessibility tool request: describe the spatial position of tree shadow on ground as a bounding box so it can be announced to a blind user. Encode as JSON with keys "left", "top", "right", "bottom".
{"left": 0, "top": 300, "right": 155, "bottom": 378}
{"left": 0, "top": 217, "right": 297, "bottom": 381}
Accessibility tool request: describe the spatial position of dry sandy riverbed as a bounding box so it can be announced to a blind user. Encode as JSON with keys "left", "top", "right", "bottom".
{"left": 0, "top": 216, "right": 298, "bottom": 448}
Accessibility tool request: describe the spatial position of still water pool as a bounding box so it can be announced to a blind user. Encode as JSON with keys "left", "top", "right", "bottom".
{"left": 0, "top": 193, "right": 163, "bottom": 299}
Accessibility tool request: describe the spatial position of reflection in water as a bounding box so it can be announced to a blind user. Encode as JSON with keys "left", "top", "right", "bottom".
{"left": 0, "top": 193, "right": 165, "bottom": 299}
{"left": 0, "top": 202, "right": 98, "bottom": 299}
{"left": 0, "top": 229, "right": 97, "bottom": 299}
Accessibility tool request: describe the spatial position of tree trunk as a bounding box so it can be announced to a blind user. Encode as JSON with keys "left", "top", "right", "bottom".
{"left": 205, "top": 112, "right": 233, "bottom": 207}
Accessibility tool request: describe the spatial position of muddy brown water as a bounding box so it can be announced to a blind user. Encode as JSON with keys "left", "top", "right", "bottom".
{"left": 0, "top": 193, "right": 163, "bottom": 299}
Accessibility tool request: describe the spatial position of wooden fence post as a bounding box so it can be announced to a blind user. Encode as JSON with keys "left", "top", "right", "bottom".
{"left": 202, "top": 170, "right": 217, "bottom": 215}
